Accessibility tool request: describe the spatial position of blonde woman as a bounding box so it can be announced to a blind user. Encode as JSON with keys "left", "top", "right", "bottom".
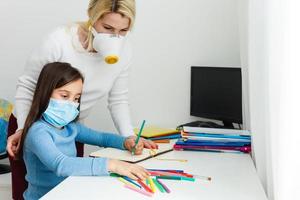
{"left": 7, "top": 1, "right": 157, "bottom": 199}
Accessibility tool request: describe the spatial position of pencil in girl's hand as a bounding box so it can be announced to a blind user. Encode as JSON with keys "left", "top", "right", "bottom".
{"left": 132, "top": 120, "right": 146, "bottom": 155}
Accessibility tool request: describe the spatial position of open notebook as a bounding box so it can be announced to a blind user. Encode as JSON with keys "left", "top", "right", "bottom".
{"left": 89, "top": 143, "right": 174, "bottom": 163}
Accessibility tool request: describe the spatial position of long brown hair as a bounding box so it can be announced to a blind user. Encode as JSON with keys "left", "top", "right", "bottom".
{"left": 18, "top": 62, "right": 84, "bottom": 159}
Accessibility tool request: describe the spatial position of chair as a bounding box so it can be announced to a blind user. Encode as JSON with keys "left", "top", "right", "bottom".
{"left": 0, "top": 98, "right": 13, "bottom": 174}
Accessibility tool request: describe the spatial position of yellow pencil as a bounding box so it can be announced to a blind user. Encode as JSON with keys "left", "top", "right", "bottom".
{"left": 148, "top": 177, "right": 156, "bottom": 193}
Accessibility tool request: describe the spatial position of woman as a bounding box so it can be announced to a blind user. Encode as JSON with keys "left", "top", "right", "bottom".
{"left": 7, "top": 0, "right": 157, "bottom": 199}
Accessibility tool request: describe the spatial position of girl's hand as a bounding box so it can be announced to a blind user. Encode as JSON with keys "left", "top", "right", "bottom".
{"left": 124, "top": 136, "right": 144, "bottom": 155}
{"left": 108, "top": 159, "right": 149, "bottom": 180}
{"left": 140, "top": 138, "right": 158, "bottom": 149}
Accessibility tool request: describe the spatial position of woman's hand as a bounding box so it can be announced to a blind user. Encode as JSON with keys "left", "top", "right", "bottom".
{"left": 108, "top": 159, "right": 149, "bottom": 180}
{"left": 124, "top": 136, "right": 144, "bottom": 155}
{"left": 6, "top": 129, "right": 23, "bottom": 158}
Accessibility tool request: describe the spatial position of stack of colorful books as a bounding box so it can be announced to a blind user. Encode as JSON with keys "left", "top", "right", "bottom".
{"left": 174, "top": 126, "right": 251, "bottom": 153}
{"left": 134, "top": 126, "right": 181, "bottom": 142}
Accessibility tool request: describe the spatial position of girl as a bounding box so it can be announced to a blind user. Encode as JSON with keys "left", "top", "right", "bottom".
{"left": 20, "top": 62, "right": 149, "bottom": 200}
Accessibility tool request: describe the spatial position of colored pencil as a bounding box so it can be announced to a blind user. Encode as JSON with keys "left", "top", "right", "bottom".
{"left": 156, "top": 175, "right": 181, "bottom": 180}
{"left": 124, "top": 184, "right": 153, "bottom": 197}
{"left": 180, "top": 176, "right": 195, "bottom": 182}
{"left": 156, "top": 175, "right": 195, "bottom": 181}
{"left": 132, "top": 120, "right": 146, "bottom": 155}
{"left": 156, "top": 179, "right": 171, "bottom": 193}
{"left": 155, "top": 158, "right": 188, "bottom": 162}
{"left": 152, "top": 178, "right": 165, "bottom": 193}
{"left": 117, "top": 177, "right": 140, "bottom": 189}
{"left": 149, "top": 171, "right": 190, "bottom": 177}
{"left": 148, "top": 177, "right": 156, "bottom": 193}
{"left": 137, "top": 179, "right": 153, "bottom": 193}
{"left": 147, "top": 169, "right": 184, "bottom": 173}
{"left": 194, "top": 175, "right": 212, "bottom": 181}
{"left": 146, "top": 178, "right": 150, "bottom": 186}
{"left": 153, "top": 139, "right": 170, "bottom": 143}
{"left": 122, "top": 176, "right": 141, "bottom": 188}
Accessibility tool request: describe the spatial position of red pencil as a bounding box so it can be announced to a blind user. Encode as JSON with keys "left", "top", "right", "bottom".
{"left": 137, "top": 179, "right": 154, "bottom": 193}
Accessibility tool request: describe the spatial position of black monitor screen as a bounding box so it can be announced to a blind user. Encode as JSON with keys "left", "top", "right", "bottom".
{"left": 191, "top": 66, "right": 243, "bottom": 124}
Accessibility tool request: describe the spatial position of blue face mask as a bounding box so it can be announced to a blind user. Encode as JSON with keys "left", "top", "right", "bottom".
{"left": 42, "top": 98, "right": 79, "bottom": 127}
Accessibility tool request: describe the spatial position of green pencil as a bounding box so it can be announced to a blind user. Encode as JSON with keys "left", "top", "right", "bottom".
{"left": 132, "top": 120, "right": 146, "bottom": 155}
{"left": 156, "top": 176, "right": 181, "bottom": 180}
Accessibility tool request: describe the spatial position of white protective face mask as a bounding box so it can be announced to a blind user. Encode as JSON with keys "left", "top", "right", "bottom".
{"left": 91, "top": 27, "right": 127, "bottom": 64}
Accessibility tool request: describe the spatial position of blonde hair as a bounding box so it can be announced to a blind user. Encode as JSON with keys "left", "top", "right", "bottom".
{"left": 78, "top": 0, "right": 135, "bottom": 52}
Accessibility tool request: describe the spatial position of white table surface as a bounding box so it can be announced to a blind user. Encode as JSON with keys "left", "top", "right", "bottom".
{"left": 41, "top": 150, "right": 267, "bottom": 200}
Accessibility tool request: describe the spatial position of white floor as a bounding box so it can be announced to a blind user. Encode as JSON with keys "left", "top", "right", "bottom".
{"left": 0, "top": 158, "right": 12, "bottom": 200}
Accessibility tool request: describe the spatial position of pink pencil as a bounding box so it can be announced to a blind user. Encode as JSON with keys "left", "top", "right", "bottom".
{"left": 156, "top": 179, "right": 171, "bottom": 193}
{"left": 124, "top": 184, "right": 153, "bottom": 197}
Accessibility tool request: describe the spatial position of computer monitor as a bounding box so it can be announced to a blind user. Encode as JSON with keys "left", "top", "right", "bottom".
{"left": 190, "top": 66, "right": 243, "bottom": 128}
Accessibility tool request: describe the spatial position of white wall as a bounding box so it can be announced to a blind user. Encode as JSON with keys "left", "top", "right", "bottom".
{"left": 0, "top": 0, "right": 241, "bottom": 153}
{"left": 0, "top": 0, "right": 88, "bottom": 100}
{"left": 240, "top": 0, "right": 271, "bottom": 196}
{"left": 245, "top": 1, "right": 300, "bottom": 199}
{"left": 238, "top": 1, "right": 250, "bottom": 131}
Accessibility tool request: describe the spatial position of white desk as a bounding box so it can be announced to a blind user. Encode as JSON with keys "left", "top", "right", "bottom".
{"left": 41, "top": 151, "right": 267, "bottom": 200}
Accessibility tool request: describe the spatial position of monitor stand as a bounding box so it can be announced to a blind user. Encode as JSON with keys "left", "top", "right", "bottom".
{"left": 177, "top": 120, "right": 236, "bottom": 129}
{"left": 222, "top": 120, "right": 235, "bottom": 129}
